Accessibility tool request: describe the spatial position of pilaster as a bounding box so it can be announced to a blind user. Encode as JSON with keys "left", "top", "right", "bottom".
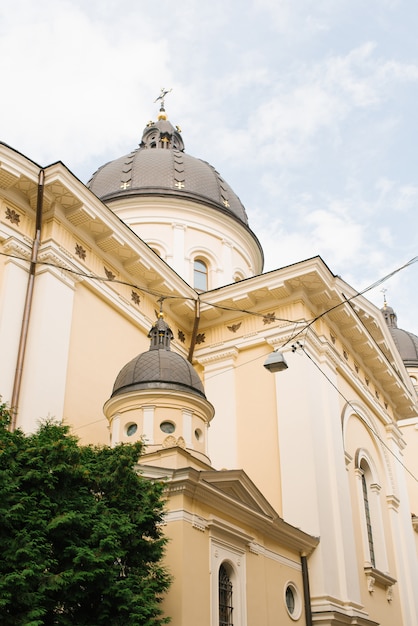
{"left": 17, "top": 255, "right": 77, "bottom": 432}
{"left": 198, "top": 348, "right": 239, "bottom": 469}
{"left": 274, "top": 340, "right": 363, "bottom": 609}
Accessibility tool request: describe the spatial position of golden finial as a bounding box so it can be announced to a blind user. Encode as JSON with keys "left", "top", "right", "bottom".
{"left": 157, "top": 296, "right": 165, "bottom": 317}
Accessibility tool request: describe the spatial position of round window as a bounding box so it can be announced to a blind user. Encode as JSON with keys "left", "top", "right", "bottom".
{"left": 126, "top": 423, "right": 138, "bottom": 437}
{"left": 160, "top": 421, "right": 175, "bottom": 434}
{"left": 285, "top": 583, "right": 301, "bottom": 620}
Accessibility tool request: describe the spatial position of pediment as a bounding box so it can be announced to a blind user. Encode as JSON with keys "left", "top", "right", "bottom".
{"left": 199, "top": 469, "right": 279, "bottom": 519}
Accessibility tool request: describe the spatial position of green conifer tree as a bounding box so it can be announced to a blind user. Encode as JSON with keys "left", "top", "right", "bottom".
{"left": 0, "top": 402, "right": 171, "bottom": 626}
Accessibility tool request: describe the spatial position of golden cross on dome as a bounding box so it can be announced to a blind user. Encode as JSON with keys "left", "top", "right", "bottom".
{"left": 175, "top": 181, "right": 185, "bottom": 189}
{"left": 120, "top": 181, "right": 130, "bottom": 190}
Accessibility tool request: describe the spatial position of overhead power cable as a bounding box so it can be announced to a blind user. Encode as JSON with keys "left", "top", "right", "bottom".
{"left": 292, "top": 337, "right": 418, "bottom": 485}
{"left": 0, "top": 250, "right": 417, "bottom": 328}
{"left": 73, "top": 330, "right": 418, "bottom": 487}
{"left": 279, "top": 255, "right": 418, "bottom": 350}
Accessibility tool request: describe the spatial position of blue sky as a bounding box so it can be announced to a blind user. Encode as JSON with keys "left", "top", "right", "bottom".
{"left": 1, "top": 0, "right": 417, "bottom": 333}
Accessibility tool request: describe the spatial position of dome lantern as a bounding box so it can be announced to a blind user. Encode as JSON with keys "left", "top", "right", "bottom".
{"left": 148, "top": 312, "right": 174, "bottom": 351}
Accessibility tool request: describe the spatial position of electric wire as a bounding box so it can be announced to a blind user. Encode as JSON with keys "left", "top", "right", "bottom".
{"left": 1, "top": 249, "right": 417, "bottom": 328}
{"left": 4, "top": 245, "right": 418, "bottom": 484}
{"left": 195, "top": 328, "right": 418, "bottom": 486}
{"left": 0, "top": 250, "right": 189, "bottom": 301}
{"left": 294, "top": 336, "right": 418, "bottom": 485}
{"left": 71, "top": 327, "right": 418, "bottom": 488}
{"left": 0, "top": 250, "right": 297, "bottom": 324}
{"left": 279, "top": 255, "right": 418, "bottom": 350}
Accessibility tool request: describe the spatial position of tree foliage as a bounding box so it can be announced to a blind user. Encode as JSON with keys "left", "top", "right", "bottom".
{"left": 0, "top": 402, "right": 170, "bottom": 626}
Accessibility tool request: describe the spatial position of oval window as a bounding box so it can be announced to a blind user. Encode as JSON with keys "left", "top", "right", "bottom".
{"left": 160, "top": 421, "right": 175, "bottom": 434}
{"left": 284, "top": 583, "right": 301, "bottom": 620}
{"left": 285, "top": 586, "right": 295, "bottom": 614}
{"left": 126, "top": 423, "right": 138, "bottom": 437}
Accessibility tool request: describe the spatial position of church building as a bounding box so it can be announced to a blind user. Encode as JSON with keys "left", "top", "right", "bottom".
{"left": 1, "top": 97, "right": 418, "bottom": 625}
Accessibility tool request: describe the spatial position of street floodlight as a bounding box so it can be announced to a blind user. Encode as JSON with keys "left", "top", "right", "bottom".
{"left": 263, "top": 350, "right": 288, "bottom": 373}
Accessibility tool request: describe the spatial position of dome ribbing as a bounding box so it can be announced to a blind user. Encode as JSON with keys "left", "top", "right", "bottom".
{"left": 87, "top": 105, "right": 250, "bottom": 226}
{"left": 87, "top": 109, "right": 255, "bottom": 228}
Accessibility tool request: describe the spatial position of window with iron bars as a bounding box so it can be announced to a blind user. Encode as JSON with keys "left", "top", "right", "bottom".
{"left": 219, "top": 564, "right": 233, "bottom": 626}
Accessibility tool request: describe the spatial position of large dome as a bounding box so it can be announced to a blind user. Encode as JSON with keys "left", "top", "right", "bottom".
{"left": 112, "top": 315, "right": 206, "bottom": 399}
{"left": 87, "top": 106, "right": 249, "bottom": 226}
{"left": 381, "top": 304, "right": 418, "bottom": 368}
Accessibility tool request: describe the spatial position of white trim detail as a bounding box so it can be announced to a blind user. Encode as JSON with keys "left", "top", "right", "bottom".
{"left": 210, "top": 536, "right": 247, "bottom": 626}
{"left": 355, "top": 450, "right": 389, "bottom": 573}
{"left": 182, "top": 408, "right": 193, "bottom": 447}
{"left": 142, "top": 406, "right": 155, "bottom": 444}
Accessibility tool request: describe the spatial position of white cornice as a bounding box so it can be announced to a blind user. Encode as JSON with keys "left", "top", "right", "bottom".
{"left": 198, "top": 258, "right": 416, "bottom": 413}
{"left": 307, "top": 334, "right": 396, "bottom": 426}
{"left": 2, "top": 236, "right": 31, "bottom": 261}
{"left": 3, "top": 186, "right": 196, "bottom": 332}
{"left": 0, "top": 144, "right": 39, "bottom": 185}
{"left": 35, "top": 239, "right": 156, "bottom": 334}
{"left": 4, "top": 160, "right": 198, "bottom": 317}
{"left": 159, "top": 467, "right": 318, "bottom": 554}
{"left": 197, "top": 347, "right": 239, "bottom": 366}
{"left": 207, "top": 515, "right": 254, "bottom": 545}
{"left": 107, "top": 195, "right": 263, "bottom": 274}
{"left": 164, "top": 508, "right": 303, "bottom": 569}
{"left": 397, "top": 416, "right": 418, "bottom": 428}
{"left": 36, "top": 247, "right": 79, "bottom": 288}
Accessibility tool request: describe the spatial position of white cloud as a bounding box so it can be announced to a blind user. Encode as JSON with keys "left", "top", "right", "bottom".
{"left": 1, "top": 0, "right": 417, "bottom": 332}
{"left": 0, "top": 1, "right": 172, "bottom": 169}
{"left": 321, "top": 42, "right": 418, "bottom": 106}
{"left": 208, "top": 39, "right": 418, "bottom": 177}
{"left": 395, "top": 185, "right": 418, "bottom": 212}
{"left": 252, "top": 0, "right": 331, "bottom": 38}
{"left": 378, "top": 227, "right": 393, "bottom": 247}
{"left": 320, "top": 43, "right": 382, "bottom": 107}
{"left": 253, "top": 199, "right": 367, "bottom": 273}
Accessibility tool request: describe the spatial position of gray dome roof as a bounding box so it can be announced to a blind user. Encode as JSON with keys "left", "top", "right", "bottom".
{"left": 87, "top": 107, "right": 249, "bottom": 226}
{"left": 112, "top": 316, "right": 206, "bottom": 399}
{"left": 382, "top": 305, "right": 418, "bottom": 367}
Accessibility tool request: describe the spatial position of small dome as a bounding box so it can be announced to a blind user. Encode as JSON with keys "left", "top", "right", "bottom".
{"left": 112, "top": 316, "right": 206, "bottom": 398}
{"left": 87, "top": 106, "right": 250, "bottom": 226}
{"left": 388, "top": 328, "right": 418, "bottom": 368}
{"left": 381, "top": 304, "right": 418, "bottom": 368}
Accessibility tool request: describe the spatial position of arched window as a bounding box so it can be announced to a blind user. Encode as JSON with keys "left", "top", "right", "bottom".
{"left": 360, "top": 463, "right": 376, "bottom": 567}
{"left": 219, "top": 563, "right": 233, "bottom": 626}
{"left": 194, "top": 259, "right": 208, "bottom": 291}
{"left": 355, "top": 450, "right": 389, "bottom": 573}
